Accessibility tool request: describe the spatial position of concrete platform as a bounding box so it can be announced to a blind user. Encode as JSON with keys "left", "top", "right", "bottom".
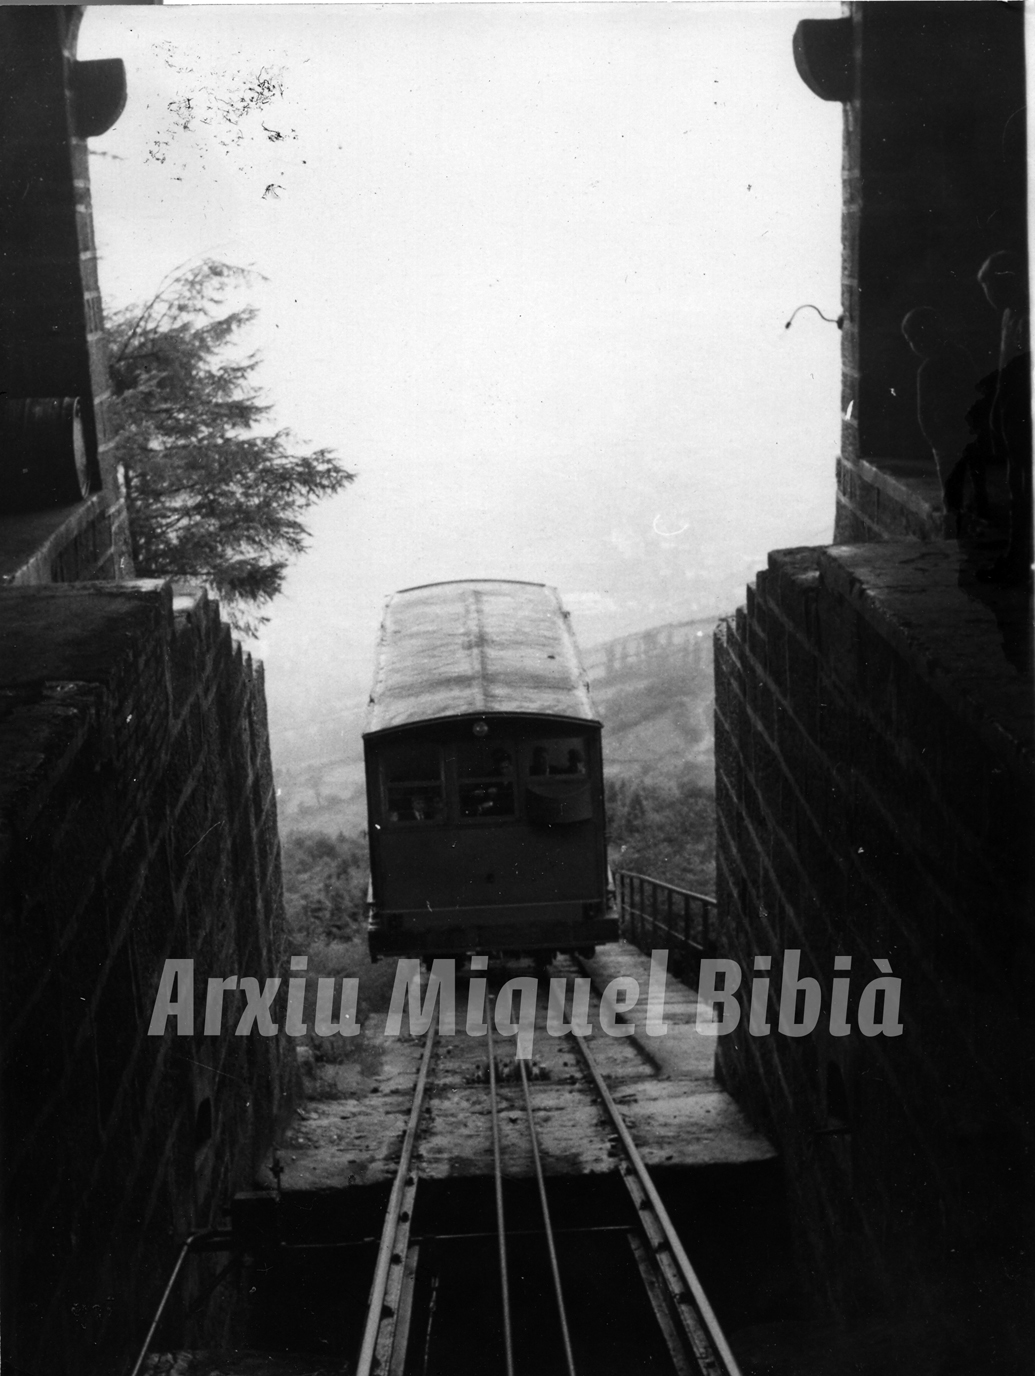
{"left": 278, "top": 941, "right": 775, "bottom": 1196}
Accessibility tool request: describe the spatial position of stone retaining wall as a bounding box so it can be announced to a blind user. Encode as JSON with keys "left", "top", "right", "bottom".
{"left": 713, "top": 542, "right": 1033, "bottom": 1348}
{"left": 0, "top": 581, "right": 293, "bottom": 1375}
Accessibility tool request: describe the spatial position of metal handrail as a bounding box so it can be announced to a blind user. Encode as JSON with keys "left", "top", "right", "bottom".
{"left": 613, "top": 869, "right": 717, "bottom": 982}
{"left": 614, "top": 869, "right": 716, "bottom": 906}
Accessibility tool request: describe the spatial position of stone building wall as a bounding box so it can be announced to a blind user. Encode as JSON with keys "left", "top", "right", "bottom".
{"left": 797, "top": 3, "right": 1027, "bottom": 543}
{"left": 0, "top": 5, "right": 132, "bottom": 584}
{"left": 0, "top": 580, "right": 293, "bottom": 1374}
{"left": 845, "top": 4, "right": 1025, "bottom": 466}
{"left": 714, "top": 3, "right": 1034, "bottom": 1362}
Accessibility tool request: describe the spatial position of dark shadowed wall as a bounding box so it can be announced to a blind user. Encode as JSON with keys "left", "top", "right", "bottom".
{"left": 0, "top": 12, "right": 296, "bottom": 1371}
{"left": 834, "top": 3, "right": 1027, "bottom": 539}
{"left": 0, "top": 582, "right": 293, "bottom": 1374}
{"left": 0, "top": 5, "right": 131, "bottom": 582}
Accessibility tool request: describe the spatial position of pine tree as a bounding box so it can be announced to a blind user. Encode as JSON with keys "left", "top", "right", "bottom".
{"left": 107, "top": 259, "right": 354, "bottom": 631}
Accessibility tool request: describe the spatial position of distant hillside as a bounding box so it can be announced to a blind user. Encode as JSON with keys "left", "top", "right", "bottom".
{"left": 587, "top": 618, "right": 716, "bottom": 794}
{"left": 274, "top": 614, "right": 720, "bottom": 835}
{"left": 273, "top": 702, "right": 370, "bottom": 836}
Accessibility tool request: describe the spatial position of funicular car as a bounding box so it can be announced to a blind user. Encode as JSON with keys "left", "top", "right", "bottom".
{"left": 363, "top": 579, "right": 619, "bottom": 962}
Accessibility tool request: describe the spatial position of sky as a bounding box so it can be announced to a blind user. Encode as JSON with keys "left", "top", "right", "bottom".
{"left": 79, "top": 3, "right": 842, "bottom": 753}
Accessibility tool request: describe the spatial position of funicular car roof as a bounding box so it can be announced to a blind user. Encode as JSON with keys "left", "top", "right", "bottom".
{"left": 364, "top": 580, "right": 599, "bottom": 736}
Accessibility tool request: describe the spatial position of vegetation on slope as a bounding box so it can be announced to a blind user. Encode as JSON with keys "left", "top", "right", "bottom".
{"left": 606, "top": 769, "right": 716, "bottom": 897}
{"left": 280, "top": 832, "right": 396, "bottom": 1078}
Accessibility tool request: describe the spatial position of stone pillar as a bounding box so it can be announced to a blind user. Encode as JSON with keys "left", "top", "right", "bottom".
{"left": 795, "top": 3, "right": 1028, "bottom": 542}
{"left": 0, "top": 6, "right": 132, "bottom": 578}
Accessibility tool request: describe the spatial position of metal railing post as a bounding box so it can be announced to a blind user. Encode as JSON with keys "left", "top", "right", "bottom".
{"left": 683, "top": 891, "right": 691, "bottom": 981}
{"left": 611, "top": 870, "right": 716, "bottom": 984}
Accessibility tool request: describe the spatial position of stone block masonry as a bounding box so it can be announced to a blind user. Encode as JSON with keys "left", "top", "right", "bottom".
{"left": 0, "top": 581, "right": 294, "bottom": 1376}
{"left": 0, "top": 14, "right": 293, "bottom": 1369}
{"left": 713, "top": 541, "right": 1033, "bottom": 1349}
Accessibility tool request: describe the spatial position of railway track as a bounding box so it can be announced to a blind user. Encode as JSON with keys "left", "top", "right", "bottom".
{"left": 355, "top": 963, "right": 744, "bottom": 1376}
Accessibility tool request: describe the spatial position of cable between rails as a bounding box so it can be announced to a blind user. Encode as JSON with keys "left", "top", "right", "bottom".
{"left": 518, "top": 1053, "right": 578, "bottom": 1376}
{"left": 487, "top": 996, "right": 516, "bottom": 1376}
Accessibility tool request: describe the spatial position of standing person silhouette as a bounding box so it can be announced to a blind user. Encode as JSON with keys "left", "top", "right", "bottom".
{"left": 901, "top": 307, "right": 983, "bottom": 519}
{"left": 976, "top": 250, "right": 1032, "bottom": 584}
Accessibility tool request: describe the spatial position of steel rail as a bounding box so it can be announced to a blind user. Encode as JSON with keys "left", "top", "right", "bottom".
{"left": 568, "top": 1030, "right": 744, "bottom": 1376}
{"left": 388, "top": 1245, "right": 421, "bottom": 1376}
{"left": 125, "top": 1235, "right": 196, "bottom": 1376}
{"left": 517, "top": 1053, "right": 578, "bottom": 1376}
{"left": 356, "top": 1019, "right": 438, "bottom": 1376}
{"left": 486, "top": 996, "right": 516, "bottom": 1376}
{"left": 627, "top": 1231, "right": 696, "bottom": 1376}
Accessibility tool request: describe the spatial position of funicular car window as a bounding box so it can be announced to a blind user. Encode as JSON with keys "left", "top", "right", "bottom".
{"left": 456, "top": 740, "right": 516, "bottom": 820}
{"left": 524, "top": 735, "right": 592, "bottom": 824}
{"left": 382, "top": 742, "right": 444, "bottom": 823}
{"left": 526, "top": 737, "right": 588, "bottom": 777}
